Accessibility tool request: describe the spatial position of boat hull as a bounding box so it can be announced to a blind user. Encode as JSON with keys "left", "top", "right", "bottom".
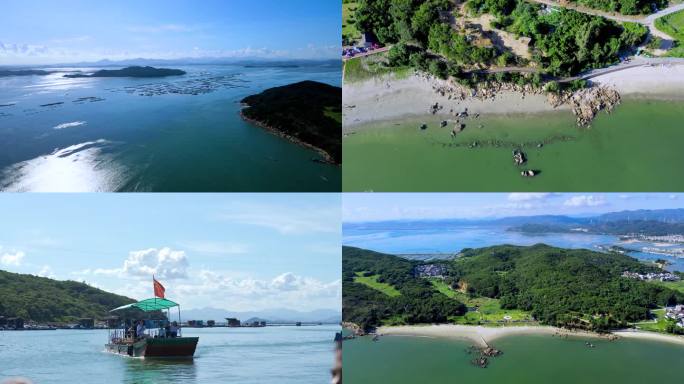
{"left": 106, "top": 337, "right": 199, "bottom": 358}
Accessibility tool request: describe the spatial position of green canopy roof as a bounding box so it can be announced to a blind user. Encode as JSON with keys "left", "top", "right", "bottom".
{"left": 110, "top": 298, "right": 179, "bottom": 312}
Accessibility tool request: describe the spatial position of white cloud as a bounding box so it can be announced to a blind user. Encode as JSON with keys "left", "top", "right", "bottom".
{"left": 37, "top": 265, "right": 55, "bottom": 279}
{"left": 507, "top": 193, "right": 551, "bottom": 202}
{"left": 563, "top": 195, "right": 606, "bottom": 207}
{"left": 1, "top": 251, "right": 25, "bottom": 266}
{"left": 178, "top": 241, "right": 248, "bottom": 255}
{"left": 88, "top": 247, "right": 189, "bottom": 280}
{"left": 217, "top": 203, "right": 339, "bottom": 234}
{"left": 170, "top": 270, "right": 341, "bottom": 311}
{"left": 122, "top": 247, "right": 189, "bottom": 279}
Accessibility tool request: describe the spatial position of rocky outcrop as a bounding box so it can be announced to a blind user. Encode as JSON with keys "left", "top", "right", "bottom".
{"left": 547, "top": 86, "right": 621, "bottom": 126}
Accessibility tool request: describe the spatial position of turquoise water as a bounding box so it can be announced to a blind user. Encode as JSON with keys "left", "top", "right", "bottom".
{"left": 0, "top": 326, "right": 338, "bottom": 383}
{"left": 0, "top": 63, "right": 340, "bottom": 192}
{"left": 344, "top": 334, "right": 684, "bottom": 384}
{"left": 342, "top": 223, "right": 684, "bottom": 271}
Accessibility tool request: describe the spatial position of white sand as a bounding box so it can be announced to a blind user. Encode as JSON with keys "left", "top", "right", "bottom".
{"left": 342, "top": 74, "right": 566, "bottom": 129}
{"left": 613, "top": 329, "right": 684, "bottom": 346}
{"left": 378, "top": 324, "right": 684, "bottom": 347}
{"left": 343, "top": 63, "right": 684, "bottom": 129}
{"left": 377, "top": 324, "right": 598, "bottom": 347}
{"left": 589, "top": 64, "right": 684, "bottom": 99}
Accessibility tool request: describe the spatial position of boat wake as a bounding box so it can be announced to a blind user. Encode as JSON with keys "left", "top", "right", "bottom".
{"left": 0, "top": 139, "right": 126, "bottom": 192}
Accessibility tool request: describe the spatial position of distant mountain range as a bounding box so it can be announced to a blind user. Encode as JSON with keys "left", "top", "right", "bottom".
{"left": 180, "top": 307, "right": 341, "bottom": 324}
{"left": 344, "top": 209, "right": 684, "bottom": 236}
{"left": 0, "top": 57, "right": 341, "bottom": 70}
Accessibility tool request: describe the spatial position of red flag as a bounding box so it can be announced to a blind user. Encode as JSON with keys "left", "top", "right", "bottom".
{"left": 153, "top": 277, "right": 165, "bottom": 299}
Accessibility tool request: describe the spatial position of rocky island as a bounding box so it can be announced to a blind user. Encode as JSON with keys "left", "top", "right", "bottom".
{"left": 0, "top": 69, "right": 52, "bottom": 77}
{"left": 64, "top": 66, "right": 186, "bottom": 78}
{"left": 240, "top": 80, "right": 342, "bottom": 165}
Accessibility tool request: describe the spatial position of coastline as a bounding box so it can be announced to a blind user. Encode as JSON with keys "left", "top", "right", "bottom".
{"left": 342, "top": 73, "right": 564, "bottom": 130}
{"left": 239, "top": 111, "right": 339, "bottom": 165}
{"left": 375, "top": 324, "right": 684, "bottom": 347}
{"left": 343, "top": 63, "right": 684, "bottom": 130}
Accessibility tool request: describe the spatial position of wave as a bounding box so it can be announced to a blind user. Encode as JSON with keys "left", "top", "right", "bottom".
{"left": 54, "top": 121, "right": 87, "bottom": 130}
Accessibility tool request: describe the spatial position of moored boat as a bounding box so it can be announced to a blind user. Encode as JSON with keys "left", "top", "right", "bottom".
{"left": 105, "top": 278, "right": 198, "bottom": 358}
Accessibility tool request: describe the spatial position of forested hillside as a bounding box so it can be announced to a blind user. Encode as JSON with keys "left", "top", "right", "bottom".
{"left": 0, "top": 270, "right": 135, "bottom": 322}
{"left": 343, "top": 245, "right": 684, "bottom": 331}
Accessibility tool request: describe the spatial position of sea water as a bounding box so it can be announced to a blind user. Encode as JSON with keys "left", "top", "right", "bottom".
{"left": 0, "top": 63, "right": 341, "bottom": 192}
{"left": 0, "top": 325, "right": 338, "bottom": 383}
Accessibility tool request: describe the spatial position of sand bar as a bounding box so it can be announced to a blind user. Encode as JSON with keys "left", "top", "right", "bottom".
{"left": 377, "top": 324, "right": 600, "bottom": 347}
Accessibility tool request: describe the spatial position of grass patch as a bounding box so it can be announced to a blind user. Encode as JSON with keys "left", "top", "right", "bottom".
{"left": 428, "top": 278, "right": 533, "bottom": 325}
{"left": 655, "top": 10, "right": 684, "bottom": 41}
{"left": 344, "top": 55, "right": 411, "bottom": 83}
{"left": 343, "top": 2, "right": 361, "bottom": 45}
{"left": 324, "top": 106, "right": 342, "bottom": 124}
{"left": 354, "top": 272, "right": 402, "bottom": 297}
{"left": 633, "top": 308, "right": 670, "bottom": 333}
{"left": 649, "top": 279, "right": 684, "bottom": 294}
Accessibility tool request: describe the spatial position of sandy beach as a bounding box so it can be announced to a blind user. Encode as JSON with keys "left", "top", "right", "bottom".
{"left": 590, "top": 63, "right": 684, "bottom": 99}
{"left": 343, "top": 62, "right": 684, "bottom": 129}
{"left": 377, "top": 324, "right": 684, "bottom": 347}
{"left": 377, "top": 324, "right": 601, "bottom": 347}
{"left": 613, "top": 329, "right": 684, "bottom": 346}
{"left": 343, "top": 74, "right": 565, "bottom": 129}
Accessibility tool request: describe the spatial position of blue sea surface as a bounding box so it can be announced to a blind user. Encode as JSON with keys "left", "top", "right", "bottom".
{"left": 0, "top": 326, "right": 338, "bottom": 383}
{"left": 343, "top": 223, "right": 684, "bottom": 271}
{"left": 0, "top": 63, "right": 341, "bottom": 192}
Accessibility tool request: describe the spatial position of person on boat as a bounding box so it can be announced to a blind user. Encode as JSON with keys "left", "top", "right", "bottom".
{"left": 169, "top": 321, "right": 179, "bottom": 338}
{"left": 136, "top": 319, "right": 146, "bottom": 339}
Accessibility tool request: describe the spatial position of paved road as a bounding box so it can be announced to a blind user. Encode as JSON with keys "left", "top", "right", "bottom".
{"left": 342, "top": 46, "right": 391, "bottom": 62}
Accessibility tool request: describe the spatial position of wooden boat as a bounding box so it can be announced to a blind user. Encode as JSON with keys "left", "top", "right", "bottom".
{"left": 106, "top": 297, "right": 198, "bottom": 358}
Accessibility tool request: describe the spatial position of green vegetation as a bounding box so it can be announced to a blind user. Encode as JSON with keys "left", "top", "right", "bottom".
{"left": 655, "top": 10, "right": 684, "bottom": 57}
{"left": 0, "top": 269, "right": 134, "bottom": 322}
{"left": 344, "top": 55, "right": 411, "bottom": 83}
{"left": 343, "top": 1, "right": 361, "bottom": 46}
{"left": 355, "top": 272, "right": 402, "bottom": 297}
{"left": 64, "top": 66, "right": 186, "bottom": 78}
{"left": 352, "top": 0, "right": 647, "bottom": 80}
{"left": 343, "top": 245, "right": 684, "bottom": 332}
{"left": 240, "top": 80, "right": 342, "bottom": 164}
{"left": 650, "top": 278, "right": 684, "bottom": 295}
{"left": 343, "top": 247, "right": 466, "bottom": 331}
{"left": 573, "top": 0, "right": 666, "bottom": 15}
{"left": 429, "top": 279, "right": 532, "bottom": 324}
{"left": 491, "top": 3, "right": 647, "bottom": 76}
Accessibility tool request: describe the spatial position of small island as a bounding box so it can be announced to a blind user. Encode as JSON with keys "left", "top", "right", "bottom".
{"left": 0, "top": 69, "right": 52, "bottom": 77}
{"left": 64, "top": 66, "right": 186, "bottom": 78}
{"left": 240, "top": 80, "right": 342, "bottom": 165}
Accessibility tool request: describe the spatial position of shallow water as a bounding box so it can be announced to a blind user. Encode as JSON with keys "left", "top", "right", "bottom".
{"left": 0, "top": 326, "right": 338, "bottom": 383}
{"left": 344, "top": 333, "right": 684, "bottom": 384}
{"left": 0, "top": 63, "right": 341, "bottom": 192}
{"left": 343, "top": 98, "right": 684, "bottom": 192}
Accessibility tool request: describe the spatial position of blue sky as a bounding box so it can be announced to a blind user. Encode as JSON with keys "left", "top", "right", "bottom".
{"left": 0, "top": 0, "right": 340, "bottom": 65}
{"left": 343, "top": 193, "right": 684, "bottom": 222}
{"left": 0, "top": 193, "right": 341, "bottom": 312}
